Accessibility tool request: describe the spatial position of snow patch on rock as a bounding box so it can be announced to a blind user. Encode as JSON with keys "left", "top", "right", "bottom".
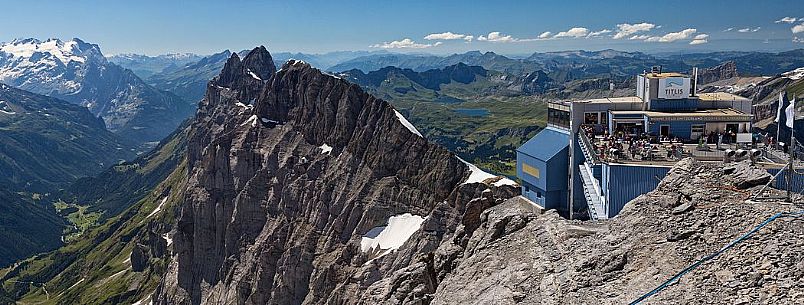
{"left": 242, "top": 115, "right": 258, "bottom": 127}
{"left": 393, "top": 109, "right": 422, "bottom": 137}
{"left": 783, "top": 67, "right": 804, "bottom": 80}
{"left": 261, "top": 117, "right": 279, "bottom": 124}
{"left": 493, "top": 177, "right": 518, "bottom": 187}
{"left": 246, "top": 69, "right": 262, "bottom": 80}
{"left": 319, "top": 143, "right": 333, "bottom": 154}
{"left": 0, "top": 100, "right": 14, "bottom": 114}
{"left": 163, "top": 232, "right": 173, "bottom": 247}
{"left": 147, "top": 197, "right": 168, "bottom": 219}
{"left": 458, "top": 157, "right": 497, "bottom": 185}
{"left": 235, "top": 101, "right": 252, "bottom": 109}
{"left": 361, "top": 213, "right": 425, "bottom": 255}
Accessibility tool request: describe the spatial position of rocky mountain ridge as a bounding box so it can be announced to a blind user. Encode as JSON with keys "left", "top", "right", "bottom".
{"left": 151, "top": 46, "right": 517, "bottom": 304}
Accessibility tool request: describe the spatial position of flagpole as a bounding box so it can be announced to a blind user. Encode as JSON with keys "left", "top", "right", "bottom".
{"left": 777, "top": 88, "right": 786, "bottom": 151}
{"left": 788, "top": 126, "right": 793, "bottom": 202}
{"left": 787, "top": 95, "right": 796, "bottom": 202}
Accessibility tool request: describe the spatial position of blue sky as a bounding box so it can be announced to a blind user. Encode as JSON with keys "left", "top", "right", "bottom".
{"left": 1, "top": 0, "right": 803, "bottom": 55}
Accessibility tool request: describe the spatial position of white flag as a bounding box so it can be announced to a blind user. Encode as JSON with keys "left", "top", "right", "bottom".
{"left": 775, "top": 92, "right": 785, "bottom": 122}
{"left": 785, "top": 98, "right": 795, "bottom": 129}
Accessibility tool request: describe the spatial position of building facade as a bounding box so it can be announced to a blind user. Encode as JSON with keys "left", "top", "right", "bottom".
{"left": 516, "top": 69, "right": 754, "bottom": 219}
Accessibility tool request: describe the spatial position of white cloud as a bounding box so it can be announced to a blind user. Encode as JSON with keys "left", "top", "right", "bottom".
{"left": 737, "top": 27, "right": 761, "bottom": 33}
{"left": 538, "top": 31, "right": 552, "bottom": 39}
{"left": 776, "top": 17, "right": 798, "bottom": 24}
{"left": 424, "top": 32, "right": 469, "bottom": 40}
{"left": 690, "top": 39, "right": 708, "bottom": 45}
{"left": 370, "top": 38, "right": 441, "bottom": 49}
{"left": 587, "top": 29, "right": 612, "bottom": 38}
{"left": 630, "top": 34, "right": 652, "bottom": 40}
{"left": 653, "top": 28, "right": 697, "bottom": 42}
{"left": 794, "top": 36, "right": 803, "bottom": 43}
{"left": 477, "top": 31, "right": 518, "bottom": 42}
{"left": 793, "top": 23, "right": 804, "bottom": 34}
{"left": 463, "top": 35, "right": 474, "bottom": 42}
{"left": 613, "top": 23, "right": 656, "bottom": 39}
{"left": 554, "top": 27, "right": 590, "bottom": 38}
{"left": 693, "top": 34, "right": 709, "bottom": 40}
{"left": 723, "top": 27, "right": 734, "bottom": 32}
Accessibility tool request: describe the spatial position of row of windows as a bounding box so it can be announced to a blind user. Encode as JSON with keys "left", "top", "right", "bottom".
{"left": 584, "top": 112, "right": 609, "bottom": 125}
{"left": 548, "top": 108, "right": 570, "bottom": 129}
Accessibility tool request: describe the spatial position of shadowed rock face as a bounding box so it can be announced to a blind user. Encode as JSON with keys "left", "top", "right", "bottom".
{"left": 154, "top": 47, "right": 516, "bottom": 305}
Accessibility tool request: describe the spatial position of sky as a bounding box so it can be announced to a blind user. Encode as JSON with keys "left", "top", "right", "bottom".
{"left": 1, "top": 0, "right": 803, "bottom": 56}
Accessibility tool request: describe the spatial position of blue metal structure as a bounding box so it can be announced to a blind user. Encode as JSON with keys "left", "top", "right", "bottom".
{"left": 600, "top": 164, "right": 671, "bottom": 217}
{"left": 516, "top": 127, "right": 569, "bottom": 210}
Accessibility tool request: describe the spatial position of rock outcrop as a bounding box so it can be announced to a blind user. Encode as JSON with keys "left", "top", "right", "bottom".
{"left": 430, "top": 159, "right": 804, "bottom": 304}
{"left": 696, "top": 61, "right": 738, "bottom": 85}
{"left": 153, "top": 47, "right": 517, "bottom": 305}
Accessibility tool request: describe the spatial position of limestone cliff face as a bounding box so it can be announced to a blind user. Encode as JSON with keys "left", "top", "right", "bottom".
{"left": 153, "top": 47, "right": 516, "bottom": 305}
{"left": 696, "top": 61, "right": 738, "bottom": 85}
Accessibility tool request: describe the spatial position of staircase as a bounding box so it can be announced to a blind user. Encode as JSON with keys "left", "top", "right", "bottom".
{"left": 580, "top": 162, "right": 607, "bottom": 220}
{"left": 577, "top": 131, "right": 600, "bottom": 165}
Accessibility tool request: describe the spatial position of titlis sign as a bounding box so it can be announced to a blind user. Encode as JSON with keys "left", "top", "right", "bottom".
{"left": 657, "top": 77, "right": 691, "bottom": 99}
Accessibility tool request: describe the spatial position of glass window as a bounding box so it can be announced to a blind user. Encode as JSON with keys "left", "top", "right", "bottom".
{"left": 584, "top": 112, "right": 599, "bottom": 125}
{"left": 548, "top": 107, "right": 570, "bottom": 129}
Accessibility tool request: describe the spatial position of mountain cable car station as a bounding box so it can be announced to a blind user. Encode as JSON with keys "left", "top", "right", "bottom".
{"left": 517, "top": 67, "right": 758, "bottom": 220}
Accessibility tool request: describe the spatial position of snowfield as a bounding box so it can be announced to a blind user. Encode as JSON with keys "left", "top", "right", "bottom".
{"left": 360, "top": 213, "right": 425, "bottom": 255}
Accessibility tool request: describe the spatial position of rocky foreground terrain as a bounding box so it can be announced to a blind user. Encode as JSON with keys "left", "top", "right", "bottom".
{"left": 429, "top": 159, "right": 804, "bottom": 304}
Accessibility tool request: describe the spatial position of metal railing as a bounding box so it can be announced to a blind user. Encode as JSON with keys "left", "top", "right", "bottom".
{"left": 577, "top": 129, "right": 602, "bottom": 165}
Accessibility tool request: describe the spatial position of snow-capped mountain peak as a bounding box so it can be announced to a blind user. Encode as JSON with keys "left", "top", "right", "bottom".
{"left": 0, "top": 38, "right": 102, "bottom": 65}
{"left": 0, "top": 38, "right": 194, "bottom": 144}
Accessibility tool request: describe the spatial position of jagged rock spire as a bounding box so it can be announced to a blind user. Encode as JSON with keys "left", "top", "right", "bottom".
{"left": 241, "top": 46, "right": 276, "bottom": 80}
{"left": 214, "top": 46, "right": 276, "bottom": 88}
{"left": 215, "top": 52, "right": 242, "bottom": 87}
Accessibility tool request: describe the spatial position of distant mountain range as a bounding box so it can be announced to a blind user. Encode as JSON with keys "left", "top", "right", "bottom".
{"left": 146, "top": 50, "right": 236, "bottom": 103}
{"left": 341, "top": 62, "right": 489, "bottom": 91}
{"left": 123, "top": 48, "right": 804, "bottom": 109}
{"left": 140, "top": 50, "right": 383, "bottom": 103}
{"left": 108, "top": 53, "right": 202, "bottom": 78}
{"left": 0, "top": 38, "right": 195, "bottom": 145}
{"left": 330, "top": 49, "right": 804, "bottom": 79}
